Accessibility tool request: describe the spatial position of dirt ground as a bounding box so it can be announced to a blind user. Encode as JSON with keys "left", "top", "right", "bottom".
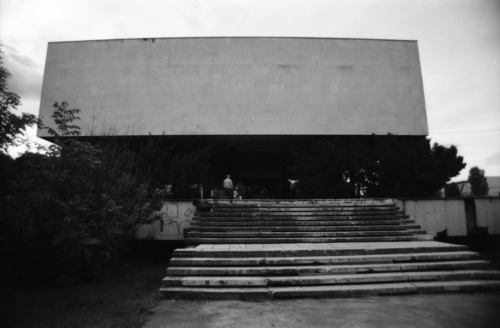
{"left": 1, "top": 259, "right": 166, "bottom": 328}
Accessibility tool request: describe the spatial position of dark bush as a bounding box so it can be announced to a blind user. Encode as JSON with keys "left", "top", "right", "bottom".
{"left": 0, "top": 102, "right": 168, "bottom": 284}
{"left": 1, "top": 139, "right": 167, "bottom": 284}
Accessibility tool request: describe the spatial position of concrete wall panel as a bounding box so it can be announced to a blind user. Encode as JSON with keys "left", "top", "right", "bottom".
{"left": 399, "top": 199, "right": 467, "bottom": 237}
{"left": 444, "top": 200, "right": 467, "bottom": 236}
{"left": 38, "top": 37, "right": 428, "bottom": 137}
{"left": 475, "top": 198, "right": 500, "bottom": 234}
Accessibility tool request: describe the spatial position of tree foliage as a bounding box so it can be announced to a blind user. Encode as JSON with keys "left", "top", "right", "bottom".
{"left": 1, "top": 102, "right": 168, "bottom": 284}
{"left": 135, "top": 136, "right": 212, "bottom": 198}
{"left": 291, "top": 136, "right": 466, "bottom": 198}
{"left": 445, "top": 182, "right": 462, "bottom": 197}
{"left": 0, "top": 54, "right": 40, "bottom": 152}
{"left": 468, "top": 166, "right": 489, "bottom": 196}
{"left": 290, "top": 138, "right": 359, "bottom": 198}
{"left": 45, "top": 101, "right": 81, "bottom": 137}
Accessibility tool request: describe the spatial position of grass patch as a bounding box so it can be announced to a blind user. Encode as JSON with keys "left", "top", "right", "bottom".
{"left": 1, "top": 259, "right": 167, "bottom": 328}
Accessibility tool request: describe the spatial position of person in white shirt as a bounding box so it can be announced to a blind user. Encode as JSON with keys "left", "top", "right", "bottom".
{"left": 223, "top": 175, "right": 233, "bottom": 199}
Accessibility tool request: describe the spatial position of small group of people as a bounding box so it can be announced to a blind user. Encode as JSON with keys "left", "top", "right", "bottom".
{"left": 223, "top": 174, "right": 243, "bottom": 200}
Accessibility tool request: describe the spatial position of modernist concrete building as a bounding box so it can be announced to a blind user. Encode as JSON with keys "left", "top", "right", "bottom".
{"left": 37, "top": 37, "right": 428, "bottom": 197}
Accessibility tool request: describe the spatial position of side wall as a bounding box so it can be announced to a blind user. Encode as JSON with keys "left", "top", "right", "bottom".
{"left": 395, "top": 198, "right": 500, "bottom": 237}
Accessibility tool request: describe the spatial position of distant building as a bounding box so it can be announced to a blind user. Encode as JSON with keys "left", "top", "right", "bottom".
{"left": 455, "top": 176, "right": 500, "bottom": 197}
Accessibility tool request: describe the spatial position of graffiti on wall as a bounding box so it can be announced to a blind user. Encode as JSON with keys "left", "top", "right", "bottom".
{"left": 159, "top": 202, "right": 194, "bottom": 239}
{"left": 135, "top": 201, "right": 195, "bottom": 240}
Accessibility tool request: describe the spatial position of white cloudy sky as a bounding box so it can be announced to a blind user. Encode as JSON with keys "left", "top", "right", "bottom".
{"left": 1, "top": 0, "right": 499, "bottom": 181}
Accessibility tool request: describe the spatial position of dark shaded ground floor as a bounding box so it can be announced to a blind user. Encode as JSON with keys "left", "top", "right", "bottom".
{"left": 72, "top": 134, "right": 436, "bottom": 199}
{"left": 146, "top": 292, "right": 500, "bottom": 328}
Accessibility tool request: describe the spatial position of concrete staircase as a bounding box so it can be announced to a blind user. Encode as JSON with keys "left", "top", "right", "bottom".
{"left": 160, "top": 199, "right": 500, "bottom": 299}
{"left": 186, "top": 199, "right": 430, "bottom": 244}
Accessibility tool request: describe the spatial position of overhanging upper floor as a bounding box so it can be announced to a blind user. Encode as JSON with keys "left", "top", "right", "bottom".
{"left": 37, "top": 37, "right": 428, "bottom": 138}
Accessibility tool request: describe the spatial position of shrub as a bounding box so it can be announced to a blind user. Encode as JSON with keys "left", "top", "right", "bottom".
{"left": 0, "top": 103, "right": 168, "bottom": 284}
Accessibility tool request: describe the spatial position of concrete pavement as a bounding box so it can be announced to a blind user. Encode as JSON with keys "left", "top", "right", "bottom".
{"left": 145, "top": 292, "right": 500, "bottom": 328}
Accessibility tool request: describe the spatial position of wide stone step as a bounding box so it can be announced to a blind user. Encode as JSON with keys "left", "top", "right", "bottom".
{"left": 211, "top": 200, "right": 395, "bottom": 206}
{"left": 203, "top": 199, "right": 395, "bottom": 207}
{"left": 192, "top": 219, "right": 415, "bottom": 227}
{"left": 410, "top": 280, "right": 500, "bottom": 293}
{"left": 193, "top": 215, "right": 409, "bottom": 221}
{"left": 173, "top": 242, "right": 469, "bottom": 258}
{"left": 406, "top": 229, "right": 428, "bottom": 235}
{"left": 159, "top": 280, "right": 500, "bottom": 300}
{"left": 166, "top": 260, "right": 490, "bottom": 276}
{"left": 186, "top": 236, "right": 417, "bottom": 244}
{"left": 214, "top": 206, "right": 398, "bottom": 212}
{"left": 168, "top": 251, "right": 481, "bottom": 267}
{"left": 162, "top": 270, "right": 500, "bottom": 287}
{"left": 187, "top": 231, "right": 412, "bottom": 238}
{"left": 188, "top": 224, "right": 421, "bottom": 232}
{"left": 198, "top": 210, "right": 404, "bottom": 217}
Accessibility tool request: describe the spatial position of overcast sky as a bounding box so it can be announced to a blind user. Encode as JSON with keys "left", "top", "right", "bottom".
{"left": 1, "top": 0, "right": 499, "bottom": 181}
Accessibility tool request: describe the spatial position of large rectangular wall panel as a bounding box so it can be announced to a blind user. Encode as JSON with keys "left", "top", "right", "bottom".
{"left": 398, "top": 199, "right": 467, "bottom": 237}
{"left": 38, "top": 37, "right": 428, "bottom": 137}
{"left": 475, "top": 198, "right": 500, "bottom": 234}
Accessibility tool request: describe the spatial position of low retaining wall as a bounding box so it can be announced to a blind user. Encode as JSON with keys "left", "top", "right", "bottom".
{"left": 476, "top": 198, "right": 500, "bottom": 235}
{"left": 395, "top": 197, "right": 500, "bottom": 237}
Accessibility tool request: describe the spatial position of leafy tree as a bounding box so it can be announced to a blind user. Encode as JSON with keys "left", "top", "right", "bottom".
{"left": 45, "top": 101, "right": 81, "bottom": 137}
{"left": 445, "top": 182, "right": 462, "bottom": 197}
{"left": 0, "top": 53, "right": 40, "bottom": 152}
{"left": 291, "top": 137, "right": 362, "bottom": 198}
{"left": 290, "top": 136, "right": 466, "bottom": 198}
{"left": 1, "top": 102, "right": 168, "bottom": 284}
{"left": 135, "top": 136, "right": 212, "bottom": 198}
{"left": 468, "top": 166, "right": 489, "bottom": 196}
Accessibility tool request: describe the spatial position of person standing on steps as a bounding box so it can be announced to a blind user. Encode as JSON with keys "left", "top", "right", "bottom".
{"left": 223, "top": 174, "right": 234, "bottom": 200}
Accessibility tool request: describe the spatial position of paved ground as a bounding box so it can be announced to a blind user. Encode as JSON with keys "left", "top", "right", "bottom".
{"left": 145, "top": 292, "right": 500, "bottom": 328}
